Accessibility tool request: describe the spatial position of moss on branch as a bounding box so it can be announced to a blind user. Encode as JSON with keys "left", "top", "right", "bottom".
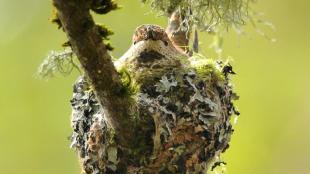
{"left": 52, "top": 0, "right": 136, "bottom": 150}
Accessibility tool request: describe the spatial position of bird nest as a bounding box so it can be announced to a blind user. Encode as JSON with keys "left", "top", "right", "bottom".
{"left": 70, "top": 54, "right": 239, "bottom": 174}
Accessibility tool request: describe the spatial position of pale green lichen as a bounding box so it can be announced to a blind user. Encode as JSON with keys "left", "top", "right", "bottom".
{"left": 142, "top": 0, "right": 252, "bottom": 32}
{"left": 36, "top": 49, "right": 81, "bottom": 79}
{"left": 142, "top": 0, "right": 275, "bottom": 55}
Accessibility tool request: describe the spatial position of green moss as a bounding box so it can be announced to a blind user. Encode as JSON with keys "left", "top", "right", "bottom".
{"left": 104, "top": 41, "right": 114, "bottom": 51}
{"left": 96, "top": 24, "right": 114, "bottom": 39}
{"left": 50, "top": 8, "right": 62, "bottom": 29}
{"left": 50, "top": 2, "right": 118, "bottom": 52}
{"left": 117, "top": 67, "right": 140, "bottom": 98}
{"left": 62, "top": 41, "right": 71, "bottom": 47}
{"left": 95, "top": 24, "right": 115, "bottom": 51}
{"left": 189, "top": 53, "right": 226, "bottom": 83}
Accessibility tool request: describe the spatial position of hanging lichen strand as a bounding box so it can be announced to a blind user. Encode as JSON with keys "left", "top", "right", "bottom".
{"left": 142, "top": 0, "right": 251, "bottom": 32}
{"left": 70, "top": 24, "right": 239, "bottom": 174}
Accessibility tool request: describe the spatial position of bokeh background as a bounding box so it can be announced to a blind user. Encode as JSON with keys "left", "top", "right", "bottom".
{"left": 0, "top": 0, "right": 309, "bottom": 174}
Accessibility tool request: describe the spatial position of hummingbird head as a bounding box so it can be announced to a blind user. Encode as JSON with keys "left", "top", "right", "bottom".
{"left": 133, "top": 24, "right": 170, "bottom": 46}
{"left": 115, "top": 24, "right": 187, "bottom": 71}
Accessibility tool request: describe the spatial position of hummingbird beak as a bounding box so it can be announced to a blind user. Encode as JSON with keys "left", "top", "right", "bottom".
{"left": 146, "top": 28, "right": 155, "bottom": 40}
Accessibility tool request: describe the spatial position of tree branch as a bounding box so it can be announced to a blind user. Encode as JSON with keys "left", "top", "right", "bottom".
{"left": 53, "top": 0, "right": 134, "bottom": 147}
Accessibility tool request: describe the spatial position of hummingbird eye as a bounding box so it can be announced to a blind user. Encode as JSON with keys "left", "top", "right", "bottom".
{"left": 163, "top": 41, "right": 168, "bottom": 46}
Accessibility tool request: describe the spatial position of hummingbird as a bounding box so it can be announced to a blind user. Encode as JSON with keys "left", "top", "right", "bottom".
{"left": 115, "top": 24, "right": 187, "bottom": 72}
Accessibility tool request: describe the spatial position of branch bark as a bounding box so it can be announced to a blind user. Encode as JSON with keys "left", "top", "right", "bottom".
{"left": 52, "top": 0, "right": 134, "bottom": 147}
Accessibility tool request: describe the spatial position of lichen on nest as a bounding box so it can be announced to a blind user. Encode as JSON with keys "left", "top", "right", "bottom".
{"left": 70, "top": 54, "right": 239, "bottom": 173}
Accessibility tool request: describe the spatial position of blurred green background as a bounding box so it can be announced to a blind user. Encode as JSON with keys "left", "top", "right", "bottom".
{"left": 0, "top": 0, "right": 309, "bottom": 174}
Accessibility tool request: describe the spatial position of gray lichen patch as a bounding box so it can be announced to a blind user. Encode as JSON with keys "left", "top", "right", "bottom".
{"left": 70, "top": 77, "right": 120, "bottom": 173}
